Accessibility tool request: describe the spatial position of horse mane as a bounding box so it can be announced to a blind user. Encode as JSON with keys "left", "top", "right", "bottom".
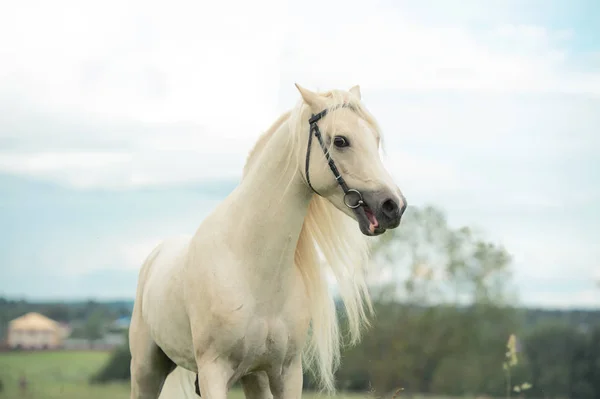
{"left": 242, "top": 110, "right": 292, "bottom": 178}
{"left": 242, "top": 89, "right": 380, "bottom": 393}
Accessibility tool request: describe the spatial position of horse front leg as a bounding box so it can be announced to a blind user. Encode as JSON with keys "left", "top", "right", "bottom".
{"left": 129, "top": 313, "right": 176, "bottom": 399}
{"left": 196, "top": 357, "right": 235, "bottom": 399}
{"left": 268, "top": 357, "right": 303, "bottom": 399}
{"left": 241, "top": 371, "right": 273, "bottom": 399}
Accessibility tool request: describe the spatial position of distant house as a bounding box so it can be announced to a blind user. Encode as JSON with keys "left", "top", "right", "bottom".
{"left": 6, "top": 312, "right": 70, "bottom": 350}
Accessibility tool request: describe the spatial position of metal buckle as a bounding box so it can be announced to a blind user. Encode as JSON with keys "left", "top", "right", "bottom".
{"left": 343, "top": 189, "right": 364, "bottom": 209}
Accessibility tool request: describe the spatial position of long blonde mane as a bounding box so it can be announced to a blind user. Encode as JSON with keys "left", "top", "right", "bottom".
{"left": 242, "top": 90, "right": 381, "bottom": 393}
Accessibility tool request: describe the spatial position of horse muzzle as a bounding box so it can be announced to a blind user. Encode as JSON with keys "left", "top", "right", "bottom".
{"left": 353, "top": 189, "right": 406, "bottom": 236}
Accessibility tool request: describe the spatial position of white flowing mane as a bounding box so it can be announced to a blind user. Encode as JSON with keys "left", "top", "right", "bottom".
{"left": 242, "top": 89, "right": 383, "bottom": 392}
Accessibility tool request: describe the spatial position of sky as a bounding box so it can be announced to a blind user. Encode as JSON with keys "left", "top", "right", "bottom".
{"left": 0, "top": 0, "right": 599, "bottom": 308}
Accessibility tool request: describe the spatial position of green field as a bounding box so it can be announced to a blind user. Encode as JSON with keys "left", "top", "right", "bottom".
{"left": 0, "top": 351, "right": 461, "bottom": 399}
{"left": 0, "top": 351, "right": 129, "bottom": 399}
{"left": 0, "top": 351, "right": 368, "bottom": 399}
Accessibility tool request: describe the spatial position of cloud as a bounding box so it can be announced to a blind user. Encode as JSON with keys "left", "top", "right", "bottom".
{"left": 0, "top": 0, "right": 292, "bottom": 189}
{"left": 278, "top": 0, "right": 600, "bottom": 95}
{"left": 118, "top": 238, "right": 165, "bottom": 270}
{"left": 2, "top": 0, "right": 599, "bottom": 191}
{"left": 0, "top": 0, "right": 288, "bottom": 125}
{"left": 382, "top": 150, "right": 462, "bottom": 192}
{"left": 0, "top": 106, "right": 260, "bottom": 188}
{"left": 0, "top": 151, "right": 132, "bottom": 189}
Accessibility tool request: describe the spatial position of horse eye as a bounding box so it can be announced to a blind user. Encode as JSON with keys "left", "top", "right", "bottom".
{"left": 333, "top": 136, "right": 349, "bottom": 148}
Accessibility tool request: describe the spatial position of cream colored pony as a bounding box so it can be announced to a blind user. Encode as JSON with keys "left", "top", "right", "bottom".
{"left": 129, "top": 84, "right": 407, "bottom": 399}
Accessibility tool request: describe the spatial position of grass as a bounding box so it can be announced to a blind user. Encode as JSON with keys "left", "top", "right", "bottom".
{"left": 0, "top": 351, "right": 458, "bottom": 399}
{"left": 0, "top": 350, "right": 129, "bottom": 399}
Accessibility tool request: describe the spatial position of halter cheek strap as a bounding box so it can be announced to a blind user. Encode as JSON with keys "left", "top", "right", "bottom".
{"left": 304, "top": 103, "right": 365, "bottom": 210}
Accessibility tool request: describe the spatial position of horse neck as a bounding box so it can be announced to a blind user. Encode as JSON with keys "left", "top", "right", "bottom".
{"left": 225, "top": 116, "right": 313, "bottom": 297}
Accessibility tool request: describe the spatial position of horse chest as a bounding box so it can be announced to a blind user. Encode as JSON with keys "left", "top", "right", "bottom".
{"left": 233, "top": 316, "right": 301, "bottom": 373}
{"left": 183, "top": 253, "right": 311, "bottom": 375}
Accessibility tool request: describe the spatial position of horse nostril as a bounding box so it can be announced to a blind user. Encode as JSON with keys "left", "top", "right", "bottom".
{"left": 381, "top": 198, "right": 399, "bottom": 218}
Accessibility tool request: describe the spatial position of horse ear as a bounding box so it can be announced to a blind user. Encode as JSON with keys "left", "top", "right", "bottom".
{"left": 349, "top": 85, "right": 361, "bottom": 100}
{"left": 295, "top": 83, "right": 325, "bottom": 109}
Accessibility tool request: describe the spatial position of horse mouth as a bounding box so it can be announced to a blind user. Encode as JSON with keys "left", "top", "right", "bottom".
{"left": 356, "top": 204, "right": 386, "bottom": 236}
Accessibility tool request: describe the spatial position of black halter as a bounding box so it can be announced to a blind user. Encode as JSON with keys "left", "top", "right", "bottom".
{"left": 304, "top": 103, "right": 365, "bottom": 210}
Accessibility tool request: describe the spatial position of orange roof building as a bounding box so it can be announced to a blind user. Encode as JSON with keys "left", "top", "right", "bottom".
{"left": 7, "top": 312, "right": 68, "bottom": 350}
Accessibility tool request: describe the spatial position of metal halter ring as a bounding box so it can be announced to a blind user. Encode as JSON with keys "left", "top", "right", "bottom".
{"left": 343, "top": 189, "right": 365, "bottom": 209}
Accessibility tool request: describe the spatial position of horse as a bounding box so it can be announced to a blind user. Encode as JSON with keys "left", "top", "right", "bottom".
{"left": 129, "top": 83, "right": 407, "bottom": 399}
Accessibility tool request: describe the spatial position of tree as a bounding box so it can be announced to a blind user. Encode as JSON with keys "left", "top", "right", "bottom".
{"left": 586, "top": 325, "right": 600, "bottom": 399}
{"left": 522, "top": 322, "right": 600, "bottom": 399}
{"left": 335, "top": 205, "right": 518, "bottom": 397}
{"left": 367, "top": 205, "right": 516, "bottom": 307}
{"left": 90, "top": 331, "right": 131, "bottom": 383}
{"left": 83, "top": 309, "right": 105, "bottom": 346}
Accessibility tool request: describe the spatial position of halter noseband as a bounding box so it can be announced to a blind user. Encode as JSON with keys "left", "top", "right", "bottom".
{"left": 304, "top": 103, "right": 365, "bottom": 210}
